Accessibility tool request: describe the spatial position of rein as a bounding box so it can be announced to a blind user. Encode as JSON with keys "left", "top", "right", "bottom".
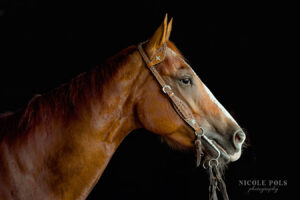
{"left": 137, "top": 41, "right": 229, "bottom": 200}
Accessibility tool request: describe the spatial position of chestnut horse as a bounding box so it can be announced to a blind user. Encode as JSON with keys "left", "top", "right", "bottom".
{"left": 0, "top": 15, "right": 246, "bottom": 199}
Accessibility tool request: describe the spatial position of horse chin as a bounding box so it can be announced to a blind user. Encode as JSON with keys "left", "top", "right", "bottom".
{"left": 229, "top": 150, "right": 242, "bottom": 162}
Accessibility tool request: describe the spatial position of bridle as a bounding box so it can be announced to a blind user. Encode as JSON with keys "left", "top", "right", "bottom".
{"left": 137, "top": 41, "right": 221, "bottom": 167}
{"left": 137, "top": 41, "right": 229, "bottom": 200}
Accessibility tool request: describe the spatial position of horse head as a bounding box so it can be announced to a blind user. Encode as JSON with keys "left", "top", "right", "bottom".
{"left": 136, "top": 15, "right": 246, "bottom": 166}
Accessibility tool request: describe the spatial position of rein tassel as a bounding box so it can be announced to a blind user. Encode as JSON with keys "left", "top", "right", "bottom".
{"left": 195, "top": 138, "right": 203, "bottom": 167}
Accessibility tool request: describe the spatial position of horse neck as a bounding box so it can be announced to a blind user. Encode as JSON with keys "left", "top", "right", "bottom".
{"left": 0, "top": 47, "right": 146, "bottom": 200}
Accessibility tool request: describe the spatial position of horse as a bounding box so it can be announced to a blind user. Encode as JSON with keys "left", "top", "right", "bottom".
{"left": 0, "top": 15, "right": 246, "bottom": 200}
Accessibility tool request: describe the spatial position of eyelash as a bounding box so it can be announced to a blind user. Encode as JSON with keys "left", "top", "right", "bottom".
{"left": 179, "top": 77, "right": 192, "bottom": 85}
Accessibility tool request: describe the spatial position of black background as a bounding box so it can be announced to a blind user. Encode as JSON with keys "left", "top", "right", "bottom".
{"left": 0, "top": 1, "right": 291, "bottom": 199}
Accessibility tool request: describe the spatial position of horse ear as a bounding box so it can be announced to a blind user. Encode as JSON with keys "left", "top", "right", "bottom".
{"left": 166, "top": 17, "right": 173, "bottom": 41}
{"left": 146, "top": 14, "right": 169, "bottom": 58}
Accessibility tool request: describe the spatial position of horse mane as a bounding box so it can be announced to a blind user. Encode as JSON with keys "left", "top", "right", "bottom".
{"left": 0, "top": 45, "right": 137, "bottom": 140}
{"left": 0, "top": 41, "right": 184, "bottom": 141}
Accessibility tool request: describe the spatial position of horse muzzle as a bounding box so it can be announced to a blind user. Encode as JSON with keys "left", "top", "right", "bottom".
{"left": 198, "top": 128, "right": 246, "bottom": 166}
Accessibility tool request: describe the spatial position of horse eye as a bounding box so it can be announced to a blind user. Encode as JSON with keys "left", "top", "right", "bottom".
{"left": 179, "top": 78, "right": 192, "bottom": 85}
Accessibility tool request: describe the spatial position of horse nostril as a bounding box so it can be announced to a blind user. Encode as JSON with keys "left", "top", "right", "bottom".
{"left": 233, "top": 130, "right": 246, "bottom": 149}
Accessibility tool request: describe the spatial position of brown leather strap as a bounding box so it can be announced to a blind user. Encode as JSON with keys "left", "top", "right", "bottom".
{"left": 137, "top": 42, "right": 203, "bottom": 136}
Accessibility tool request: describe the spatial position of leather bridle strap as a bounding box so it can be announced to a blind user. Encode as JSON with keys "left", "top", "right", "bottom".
{"left": 137, "top": 41, "right": 203, "bottom": 136}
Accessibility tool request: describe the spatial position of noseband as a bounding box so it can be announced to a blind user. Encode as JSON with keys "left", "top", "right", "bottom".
{"left": 138, "top": 41, "right": 229, "bottom": 200}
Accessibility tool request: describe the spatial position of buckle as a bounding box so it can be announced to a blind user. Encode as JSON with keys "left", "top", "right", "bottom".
{"left": 162, "top": 85, "right": 172, "bottom": 94}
